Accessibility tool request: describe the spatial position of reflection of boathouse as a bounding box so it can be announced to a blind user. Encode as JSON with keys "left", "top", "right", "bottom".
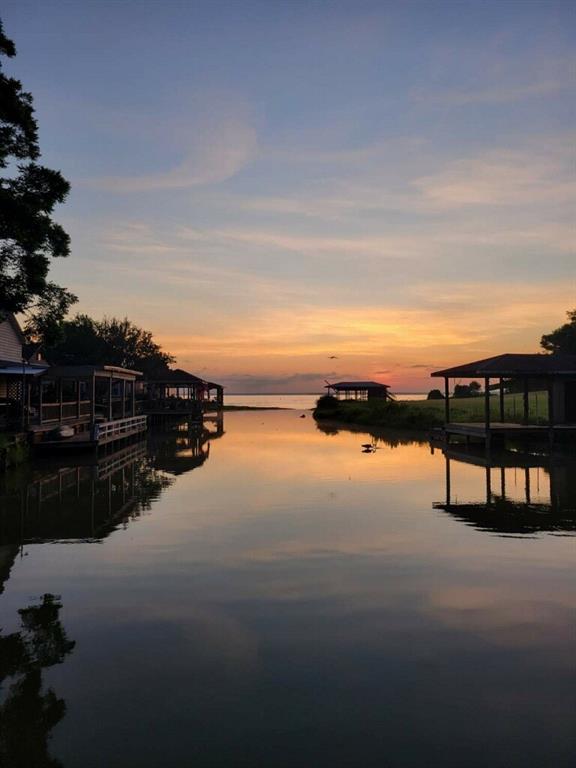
{"left": 433, "top": 444, "right": 576, "bottom": 535}
{"left": 147, "top": 413, "right": 224, "bottom": 475}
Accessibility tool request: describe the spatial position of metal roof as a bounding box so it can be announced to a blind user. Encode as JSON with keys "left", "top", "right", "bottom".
{"left": 431, "top": 353, "right": 576, "bottom": 378}
{"left": 146, "top": 368, "right": 207, "bottom": 384}
{"left": 0, "top": 365, "right": 46, "bottom": 376}
{"left": 325, "top": 381, "right": 390, "bottom": 389}
{"left": 43, "top": 365, "right": 143, "bottom": 378}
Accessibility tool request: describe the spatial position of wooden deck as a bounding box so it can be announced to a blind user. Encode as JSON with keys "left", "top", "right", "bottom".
{"left": 441, "top": 421, "right": 576, "bottom": 442}
{"left": 34, "top": 415, "right": 147, "bottom": 450}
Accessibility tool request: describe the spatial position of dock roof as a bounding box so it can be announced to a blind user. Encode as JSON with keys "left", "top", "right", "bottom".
{"left": 325, "top": 381, "right": 390, "bottom": 390}
{"left": 431, "top": 353, "right": 576, "bottom": 378}
{"left": 43, "top": 364, "right": 143, "bottom": 379}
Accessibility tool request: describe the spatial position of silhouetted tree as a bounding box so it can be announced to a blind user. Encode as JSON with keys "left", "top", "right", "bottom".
{"left": 44, "top": 314, "right": 175, "bottom": 374}
{"left": 427, "top": 389, "right": 444, "bottom": 400}
{"left": 0, "top": 594, "right": 75, "bottom": 768}
{"left": 541, "top": 309, "right": 576, "bottom": 355}
{"left": 453, "top": 381, "right": 481, "bottom": 398}
{"left": 0, "top": 20, "right": 75, "bottom": 319}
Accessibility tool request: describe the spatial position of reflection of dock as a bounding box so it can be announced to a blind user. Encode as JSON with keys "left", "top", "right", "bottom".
{"left": 433, "top": 444, "right": 576, "bottom": 535}
{"left": 0, "top": 441, "right": 171, "bottom": 545}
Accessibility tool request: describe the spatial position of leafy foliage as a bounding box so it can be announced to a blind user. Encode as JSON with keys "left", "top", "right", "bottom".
{"left": 44, "top": 314, "right": 175, "bottom": 374}
{"left": 427, "top": 388, "right": 444, "bottom": 400}
{"left": 0, "top": 20, "right": 74, "bottom": 317}
{"left": 541, "top": 309, "right": 576, "bottom": 355}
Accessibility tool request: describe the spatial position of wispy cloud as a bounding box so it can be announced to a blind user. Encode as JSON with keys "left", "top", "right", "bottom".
{"left": 86, "top": 116, "right": 257, "bottom": 192}
{"left": 414, "top": 137, "right": 576, "bottom": 208}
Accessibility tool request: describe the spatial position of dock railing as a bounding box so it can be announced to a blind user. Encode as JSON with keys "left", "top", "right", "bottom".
{"left": 97, "top": 415, "right": 147, "bottom": 442}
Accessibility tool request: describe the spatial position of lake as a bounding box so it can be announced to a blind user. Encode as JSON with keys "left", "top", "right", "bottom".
{"left": 1, "top": 411, "right": 575, "bottom": 768}
{"left": 225, "top": 393, "right": 428, "bottom": 409}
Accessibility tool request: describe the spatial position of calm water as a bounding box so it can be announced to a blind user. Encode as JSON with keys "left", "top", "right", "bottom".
{"left": 226, "top": 393, "right": 427, "bottom": 408}
{"left": 1, "top": 412, "right": 575, "bottom": 768}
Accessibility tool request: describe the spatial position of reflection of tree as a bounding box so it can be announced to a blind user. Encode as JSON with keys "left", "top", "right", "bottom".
{"left": 315, "top": 420, "right": 428, "bottom": 448}
{"left": 0, "top": 594, "right": 75, "bottom": 768}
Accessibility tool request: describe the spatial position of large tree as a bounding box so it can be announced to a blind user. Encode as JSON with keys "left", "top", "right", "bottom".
{"left": 541, "top": 309, "right": 576, "bottom": 355}
{"left": 45, "top": 315, "right": 175, "bottom": 375}
{"left": 0, "top": 20, "right": 75, "bottom": 319}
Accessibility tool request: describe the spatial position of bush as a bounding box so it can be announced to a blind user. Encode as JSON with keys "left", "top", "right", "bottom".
{"left": 315, "top": 394, "right": 338, "bottom": 411}
{"left": 427, "top": 389, "right": 444, "bottom": 400}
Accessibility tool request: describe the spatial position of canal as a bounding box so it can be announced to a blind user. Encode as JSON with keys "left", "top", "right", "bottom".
{"left": 1, "top": 411, "right": 575, "bottom": 767}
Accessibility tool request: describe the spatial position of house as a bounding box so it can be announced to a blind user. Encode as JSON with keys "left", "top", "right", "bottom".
{"left": 0, "top": 313, "right": 48, "bottom": 429}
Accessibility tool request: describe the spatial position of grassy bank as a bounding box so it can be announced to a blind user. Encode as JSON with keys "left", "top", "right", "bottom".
{"left": 313, "top": 391, "right": 549, "bottom": 431}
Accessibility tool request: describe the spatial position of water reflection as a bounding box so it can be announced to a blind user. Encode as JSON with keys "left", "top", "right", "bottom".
{"left": 0, "top": 416, "right": 223, "bottom": 550}
{"left": 434, "top": 443, "right": 576, "bottom": 535}
{"left": 0, "top": 412, "right": 574, "bottom": 768}
{"left": 0, "top": 594, "right": 75, "bottom": 768}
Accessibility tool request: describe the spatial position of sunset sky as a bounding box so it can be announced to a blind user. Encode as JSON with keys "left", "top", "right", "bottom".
{"left": 3, "top": 0, "right": 575, "bottom": 392}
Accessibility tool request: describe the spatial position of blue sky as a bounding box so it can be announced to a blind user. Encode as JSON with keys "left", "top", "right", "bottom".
{"left": 2, "top": 0, "right": 575, "bottom": 391}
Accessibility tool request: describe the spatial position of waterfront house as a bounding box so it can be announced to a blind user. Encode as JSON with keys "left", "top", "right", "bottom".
{"left": 0, "top": 313, "right": 48, "bottom": 430}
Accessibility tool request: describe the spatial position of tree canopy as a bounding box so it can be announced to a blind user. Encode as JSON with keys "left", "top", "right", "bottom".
{"left": 540, "top": 309, "right": 576, "bottom": 355}
{"left": 0, "top": 20, "right": 75, "bottom": 319}
{"left": 44, "top": 315, "right": 175, "bottom": 375}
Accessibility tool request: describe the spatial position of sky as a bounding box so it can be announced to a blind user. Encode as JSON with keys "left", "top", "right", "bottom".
{"left": 2, "top": 0, "right": 575, "bottom": 392}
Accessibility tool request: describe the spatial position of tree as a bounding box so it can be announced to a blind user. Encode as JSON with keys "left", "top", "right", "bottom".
{"left": 540, "top": 309, "right": 576, "bottom": 355}
{"left": 45, "top": 315, "right": 175, "bottom": 375}
{"left": 427, "top": 389, "right": 444, "bottom": 400}
{"left": 453, "top": 381, "right": 481, "bottom": 399}
{"left": 0, "top": 20, "right": 74, "bottom": 318}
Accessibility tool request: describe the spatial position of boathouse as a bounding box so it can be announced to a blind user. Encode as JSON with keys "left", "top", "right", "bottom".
{"left": 325, "top": 381, "right": 392, "bottom": 401}
{"left": 431, "top": 353, "right": 576, "bottom": 444}
{"left": 142, "top": 369, "right": 224, "bottom": 414}
{"left": 28, "top": 364, "right": 146, "bottom": 447}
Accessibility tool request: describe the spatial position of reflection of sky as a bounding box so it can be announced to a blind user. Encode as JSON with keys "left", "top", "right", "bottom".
{"left": 2, "top": 1, "right": 576, "bottom": 391}
{"left": 1, "top": 412, "right": 575, "bottom": 767}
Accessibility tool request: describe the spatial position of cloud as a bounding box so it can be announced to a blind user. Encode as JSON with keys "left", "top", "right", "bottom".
{"left": 413, "top": 80, "right": 572, "bottom": 106}
{"left": 87, "top": 117, "right": 257, "bottom": 192}
{"left": 413, "top": 137, "right": 576, "bottom": 208}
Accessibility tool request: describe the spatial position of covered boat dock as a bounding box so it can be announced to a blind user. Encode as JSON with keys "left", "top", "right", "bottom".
{"left": 431, "top": 353, "right": 576, "bottom": 447}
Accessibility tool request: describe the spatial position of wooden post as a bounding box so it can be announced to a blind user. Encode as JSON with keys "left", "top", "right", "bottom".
{"left": 131, "top": 380, "right": 136, "bottom": 417}
{"left": 500, "top": 466, "right": 506, "bottom": 499}
{"left": 445, "top": 455, "right": 451, "bottom": 505}
{"left": 525, "top": 467, "right": 531, "bottom": 505}
{"left": 77, "top": 379, "right": 81, "bottom": 419}
{"left": 485, "top": 465, "right": 492, "bottom": 504}
{"left": 444, "top": 377, "right": 450, "bottom": 424}
{"left": 523, "top": 378, "right": 529, "bottom": 425}
{"left": 548, "top": 379, "right": 554, "bottom": 446}
{"left": 91, "top": 374, "right": 96, "bottom": 422}
{"left": 499, "top": 378, "right": 505, "bottom": 423}
{"left": 39, "top": 379, "right": 43, "bottom": 425}
{"left": 108, "top": 374, "right": 113, "bottom": 422}
{"left": 58, "top": 378, "right": 63, "bottom": 423}
{"left": 484, "top": 377, "right": 491, "bottom": 450}
{"left": 122, "top": 379, "right": 126, "bottom": 418}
